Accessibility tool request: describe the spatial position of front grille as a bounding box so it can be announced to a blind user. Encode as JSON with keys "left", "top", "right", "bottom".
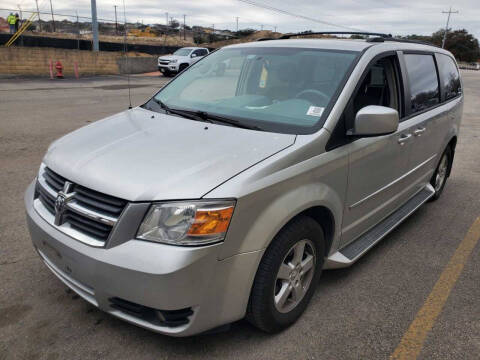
{"left": 44, "top": 167, "right": 66, "bottom": 192}
{"left": 74, "top": 185, "right": 125, "bottom": 217}
{"left": 65, "top": 210, "right": 113, "bottom": 240}
{"left": 36, "top": 182, "right": 56, "bottom": 214}
{"left": 35, "top": 166, "right": 127, "bottom": 245}
{"left": 159, "top": 60, "right": 170, "bottom": 65}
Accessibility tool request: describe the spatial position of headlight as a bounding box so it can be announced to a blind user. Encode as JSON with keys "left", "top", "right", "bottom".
{"left": 170, "top": 59, "right": 178, "bottom": 63}
{"left": 137, "top": 200, "right": 235, "bottom": 246}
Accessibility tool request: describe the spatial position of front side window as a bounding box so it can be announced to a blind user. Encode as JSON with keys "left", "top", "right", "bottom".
{"left": 352, "top": 57, "right": 399, "bottom": 115}
{"left": 174, "top": 48, "right": 193, "bottom": 56}
{"left": 404, "top": 54, "right": 440, "bottom": 113}
{"left": 436, "top": 54, "right": 461, "bottom": 100}
{"left": 151, "top": 47, "right": 358, "bottom": 134}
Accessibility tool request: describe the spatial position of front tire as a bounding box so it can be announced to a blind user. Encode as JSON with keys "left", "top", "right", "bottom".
{"left": 247, "top": 216, "right": 325, "bottom": 333}
{"left": 430, "top": 146, "right": 452, "bottom": 201}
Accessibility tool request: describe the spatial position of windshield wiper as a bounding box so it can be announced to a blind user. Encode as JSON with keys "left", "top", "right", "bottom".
{"left": 152, "top": 99, "right": 261, "bottom": 130}
{"left": 191, "top": 110, "right": 263, "bottom": 131}
{"left": 153, "top": 98, "right": 211, "bottom": 122}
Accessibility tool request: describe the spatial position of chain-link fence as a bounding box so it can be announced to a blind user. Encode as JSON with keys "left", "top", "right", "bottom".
{"left": 0, "top": 6, "right": 254, "bottom": 50}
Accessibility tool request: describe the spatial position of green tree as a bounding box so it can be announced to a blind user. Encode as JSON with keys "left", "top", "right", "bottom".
{"left": 431, "top": 29, "right": 480, "bottom": 62}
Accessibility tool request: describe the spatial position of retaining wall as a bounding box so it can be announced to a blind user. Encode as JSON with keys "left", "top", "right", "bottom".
{"left": 0, "top": 47, "right": 158, "bottom": 76}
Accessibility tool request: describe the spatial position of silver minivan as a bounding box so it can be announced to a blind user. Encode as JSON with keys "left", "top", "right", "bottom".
{"left": 25, "top": 35, "right": 463, "bottom": 336}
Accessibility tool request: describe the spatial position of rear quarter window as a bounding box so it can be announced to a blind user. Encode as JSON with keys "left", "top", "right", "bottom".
{"left": 404, "top": 54, "right": 440, "bottom": 113}
{"left": 436, "top": 54, "right": 461, "bottom": 100}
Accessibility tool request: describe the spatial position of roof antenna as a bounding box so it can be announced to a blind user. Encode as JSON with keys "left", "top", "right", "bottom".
{"left": 122, "top": 0, "right": 132, "bottom": 109}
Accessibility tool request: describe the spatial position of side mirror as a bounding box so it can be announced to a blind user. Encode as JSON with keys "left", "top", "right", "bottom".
{"left": 349, "top": 105, "right": 399, "bottom": 136}
{"left": 191, "top": 53, "right": 197, "bottom": 58}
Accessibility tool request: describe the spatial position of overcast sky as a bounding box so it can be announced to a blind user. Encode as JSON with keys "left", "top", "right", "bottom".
{"left": 3, "top": 0, "right": 479, "bottom": 39}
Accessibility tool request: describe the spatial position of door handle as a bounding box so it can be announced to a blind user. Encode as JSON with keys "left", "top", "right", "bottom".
{"left": 398, "top": 133, "right": 412, "bottom": 145}
{"left": 413, "top": 127, "right": 426, "bottom": 137}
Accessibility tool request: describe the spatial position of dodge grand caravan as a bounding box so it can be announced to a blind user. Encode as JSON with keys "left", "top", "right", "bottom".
{"left": 25, "top": 35, "right": 463, "bottom": 336}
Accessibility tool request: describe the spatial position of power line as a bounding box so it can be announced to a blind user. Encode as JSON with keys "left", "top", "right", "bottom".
{"left": 236, "top": 0, "right": 365, "bottom": 32}
{"left": 441, "top": 7, "right": 458, "bottom": 49}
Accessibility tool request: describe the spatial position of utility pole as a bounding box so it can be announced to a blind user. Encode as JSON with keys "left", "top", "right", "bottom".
{"left": 261, "top": 24, "right": 263, "bottom": 31}
{"left": 235, "top": 17, "right": 239, "bottom": 32}
{"left": 91, "top": 0, "right": 99, "bottom": 51}
{"left": 114, "top": 5, "right": 118, "bottom": 35}
{"left": 166, "top": 12, "right": 168, "bottom": 26}
{"left": 441, "top": 7, "right": 458, "bottom": 48}
{"left": 49, "top": 0, "right": 55, "bottom": 32}
{"left": 183, "top": 14, "right": 186, "bottom": 40}
{"left": 17, "top": 4, "right": 23, "bottom": 19}
{"left": 35, "top": 0, "right": 41, "bottom": 32}
{"left": 274, "top": 26, "right": 277, "bottom": 33}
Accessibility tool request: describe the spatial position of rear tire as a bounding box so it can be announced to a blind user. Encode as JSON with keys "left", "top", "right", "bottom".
{"left": 429, "top": 146, "right": 452, "bottom": 201}
{"left": 247, "top": 216, "right": 324, "bottom": 333}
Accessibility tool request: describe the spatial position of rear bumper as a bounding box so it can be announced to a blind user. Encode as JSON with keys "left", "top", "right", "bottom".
{"left": 25, "top": 181, "right": 263, "bottom": 336}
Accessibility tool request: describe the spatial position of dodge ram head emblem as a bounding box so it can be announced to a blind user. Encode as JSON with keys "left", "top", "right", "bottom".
{"left": 54, "top": 181, "right": 75, "bottom": 226}
{"left": 54, "top": 194, "right": 66, "bottom": 213}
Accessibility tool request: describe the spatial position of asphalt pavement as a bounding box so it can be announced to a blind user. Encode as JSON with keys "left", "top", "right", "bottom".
{"left": 0, "top": 71, "right": 479, "bottom": 359}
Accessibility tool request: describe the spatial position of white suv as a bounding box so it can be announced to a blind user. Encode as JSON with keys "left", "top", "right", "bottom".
{"left": 158, "top": 47, "right": 209, "bottom": 76}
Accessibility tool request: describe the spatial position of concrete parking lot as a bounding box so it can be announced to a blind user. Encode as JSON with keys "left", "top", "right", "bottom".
{"left": 1, "top": 71, "right": 479, "bottom": 359}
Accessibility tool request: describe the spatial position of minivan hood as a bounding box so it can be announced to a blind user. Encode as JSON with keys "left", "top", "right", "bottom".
{"left": 44, "top": 107, "right": 295, "bottom": 201}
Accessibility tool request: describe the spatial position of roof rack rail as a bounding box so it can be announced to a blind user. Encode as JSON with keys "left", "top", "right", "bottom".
{"left": 366, "top": 36, "right": 439, "bottom": 47}
{"left": 279, "top": 31, "right": 392, "bottom": 39}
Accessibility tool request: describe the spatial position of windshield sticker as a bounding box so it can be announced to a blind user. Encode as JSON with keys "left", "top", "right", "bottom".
{"left": 306, "top": 106, "right": 324, "bottom": 117}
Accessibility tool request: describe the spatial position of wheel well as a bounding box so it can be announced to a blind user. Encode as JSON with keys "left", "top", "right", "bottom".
{"left": 447, "top": 136, "right": 457, "bottom": 176}
{"left": 294, "top": 206, "right": 335, "bottom": 257}
{"left": 179, "top": 63, "right": 189, "bottom": 69}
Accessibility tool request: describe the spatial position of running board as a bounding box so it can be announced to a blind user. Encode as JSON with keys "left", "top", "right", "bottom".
{"left": 324, "top": 184, "right": 435, "bottom": 269}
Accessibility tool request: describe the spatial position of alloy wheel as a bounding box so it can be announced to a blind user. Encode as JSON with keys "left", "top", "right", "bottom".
{"left": 435, "top": 153, "right": 448, "bottom": 192}
{"left": 274, "top": 239, "right": 316, "bottom": 313}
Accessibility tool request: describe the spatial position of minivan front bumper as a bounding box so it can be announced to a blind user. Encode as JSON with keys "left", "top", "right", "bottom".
{"left": 25, "top": 181, "right": 263, "bottom": 336}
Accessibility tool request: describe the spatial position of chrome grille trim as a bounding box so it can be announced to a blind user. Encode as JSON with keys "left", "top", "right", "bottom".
{"left": 34, "top": 164, "right": 127, "bottom": 247}
{"left": 67, "top": 201, "right": 117, "bottom": 226}
{"left": 34, "top": 199, "right": 106, "bottom": 247}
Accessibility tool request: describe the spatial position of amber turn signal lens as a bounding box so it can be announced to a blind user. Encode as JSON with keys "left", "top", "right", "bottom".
{"left": 187, "top": 206, "right": 234, "bottom": 236}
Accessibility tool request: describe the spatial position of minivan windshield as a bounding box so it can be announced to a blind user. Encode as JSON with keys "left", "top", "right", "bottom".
{"left": 173, "top": 48, "right": 193, "bottom": 56}
{"left": 152, "top": 47, "right": 358, "bottom": 134}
